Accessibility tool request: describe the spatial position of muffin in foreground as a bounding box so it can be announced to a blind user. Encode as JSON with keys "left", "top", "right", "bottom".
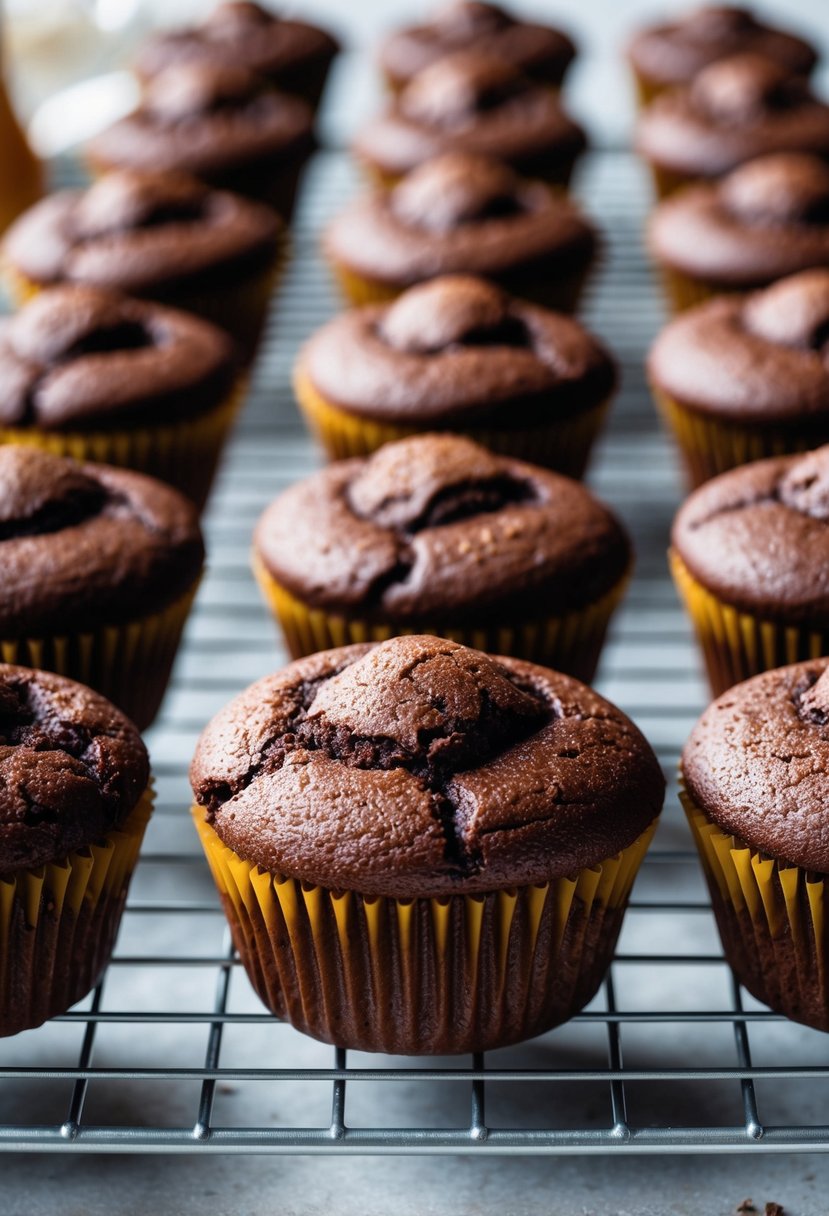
{"left": 253, "top": 432, "right": 630, "bottom": 680}
{"left": 671, "top": 445, "right": 829, "bottom": 695}
{"left": 2, "top": 170, "right": 283, "bottom": 365}
{"left": 649, "top": 154, "right": 829, "bottom": 313}
{"left": 0, "top": 284, "right": 240, "bottom": 509}
{"left": 626, "top": 4, "right": 817, "bottom": 108}
{"left": 0, "top": 665, "right": 152, "bottom": 1036}
{"left": 0, "top": 446, "right": 204, "bottom": 729}
{"left": 353, "top": 51, "right": 587, "bottom": 190}
{"left": 636, "top": 53, "right": 829, "bottom": 200}
{"left": 324, "top": 154, "right": 598, "bottom": 312}
{"left": 649, "top": 271, "right": 829, "bottom": 487}
{"left": 378, "top": 1, "right": 577, "bottom": 95}
{"left": 85, "top": 64, "right": 315, "bottom": 223}
{"left": 133, "top": 1, "right": 340, "bottom": 114}
{"left": 295, "top": 277, "right": 615, "bottom": 472}
{"left": 682, "top": 659, "right": 829, "bottom": 1032}
{"left": 191, "top": 635, "right": 664, "bottom": 1054}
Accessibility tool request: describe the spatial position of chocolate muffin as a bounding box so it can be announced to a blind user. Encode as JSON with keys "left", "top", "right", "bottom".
{"left": 85, "top": 64, "right": 315, "bottom": 221}
{"left": 191, "top": 634, "right": 664, "bottom": 1054}
{"left": 2, "top": 170, "right": 282, "bottom": 363}
{"left": 671, "top": 445, "right": 829, "bottom": 694}
{"left": 134, "top": 1, "right": 339, "bottom": 113}
{"left": 627, "top": 5, "right": 817, "bottom": 107}
{"left": 0, "top": 664, "right": 152, "bottom": 1036}
{"left": 650, "top": 270, "right": 829, "bottom": 486}
{"left": 295, "top": 276, "right": 615, "bottom": 474}
{"left": 353, "top": 51, "right": 588, "bottom": 189}
{"left": 253, "top": 432, "right": 630, "bottom": 679}
{"left": 379, "top": 1, "right": 577, "bottom": 95}
{"left": 636, "top": 53, "right": 829, "bottom": 199}
{"left": 0, "top": 445, "right": 204, "bottom": 729}
{"left": 682, "top": 658, "right": 829, "bottom": 1032}
{"left": 324, "top": 154, "right": 598, "bottom": 313}
{"left": 0, "top": 283, "right": 239, "bottom": 508}
{"left": 649, "top": 154, "right": 829, "bottom": 312}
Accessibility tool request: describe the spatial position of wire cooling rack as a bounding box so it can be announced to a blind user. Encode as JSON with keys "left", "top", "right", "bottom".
{"left": 2, "top": 149, "right": 828, "bottom": 1156}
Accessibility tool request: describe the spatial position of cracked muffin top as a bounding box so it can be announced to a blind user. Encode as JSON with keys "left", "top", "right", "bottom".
{"left": 627, "top": 5, "right": 817, "bottom": 92}
{"left": 254, "top": 433, "right": 630, "bottom": 623}
{"left": 378, "top": 1, "right": 577, "bottom": 93}
{"left": 649, "top": 155, "right": 829, "bottom": 288}
{"left": 0, "top": 664, "right": 149, "bottom": 875}
{"left": 683, "top": 657, "right": 829, "bottom": 871}
{"left": 353, "top": 51, "right": 587, "bottom": 181}
{"left": 191, "top": 635, "right": 664, "bottom": 897}
{"left": 324, "top": 156, "right": 597, "bottom": 289}
{"left": 672, "top": 446, "right": 829, "bottom": 624}
{"left": 134, "top": 2, "right": 339, "bottom": 94}
{"left": 0, "top": 284, "right": 237, "bottom": 430}
{"left": 3, "top": 170, "right": 282, "bottom": 297}
{"left": 0, "top": 446, "right": 204, "bottom": 636}
{"left": 636, "top": 53, "right": 829, "bottom": 181}
{"left": 297, "top": 276, "right": 614, "bottom": 424}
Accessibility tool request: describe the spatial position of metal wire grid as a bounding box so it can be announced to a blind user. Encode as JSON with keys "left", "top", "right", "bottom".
{"left": 1, "top": 150, "right": 828, "bottom": 1155}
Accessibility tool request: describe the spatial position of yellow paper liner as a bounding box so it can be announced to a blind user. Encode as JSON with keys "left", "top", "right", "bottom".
{"left": 253, "top": 551, "right": 629, "bottom": 683}
{"left": 0, "top": 385, "right": 244, "bottom": 512}
{"left": 647, "top": 163, "right": 698, "bottom": 201}
{"left": 0, "top": 786, "right": 153, "bottom": 1037}
{"left": 652, "top": 387, "right": 829, "bottom": 489}
{"left": 670, "top": 551, "right": 829, "bottom": 697}
{"left": 655, "top": 265, "right": 730, "bottom": 315}
{"left": 193, "top": 808, "right": 656, "bottom": 1054}
{"left": 355, "top": 157, "right": 578, "bottom": 195}
{"left": 295, "top": 367, "right": 609, "bottom": 479}
{"left": 0, "top": 583, "right": 198, "bottom": 732}
{"left": 327, "top": 258, "right": 590, "bottom": 315}
{"left": 682, "top": 785, "right": 829, "bottom": 1031}
{"left": 630, "top": 70, "right": 664, "bottom": 110}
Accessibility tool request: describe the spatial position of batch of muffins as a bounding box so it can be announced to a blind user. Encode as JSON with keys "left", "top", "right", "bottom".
{"left": 1, "top": 0, "right": 829, "bottom": 1060}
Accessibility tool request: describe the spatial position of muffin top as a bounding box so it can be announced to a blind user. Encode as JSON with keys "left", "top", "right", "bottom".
{"left": 0, "top": 285, "right": 236, "bottom": 430}
{"left": 86, "top": 64, "right": 314, "bottom": 183}
{"left": 627, "top": 4, "right": 817, "bottom": 90}
{"left": 0, "top": 446, "right": 204, "bottom": 636}
{"left": 649, "top": 154, "right": 829, "bottom": 285}
{"left": 649, "top": 270, "right": 829, "bottom": 423}
{"left": 254, "top": 433, "right": 630, "bottom": 623}
{"left": 672, "top": 445, "right": 829, "bottom": 624}
{"left": 635, "top": 54, "right": 829, "bottom": 179}
{"left": 299, "top": 276, "right": 615, "bottom": 425}
{"left": 683, "top": 657, "right": 829, "bottom": 872}
{"left": 191, "top": 635, "right": 664, "bottom": 897}
{"left": 379, "top": 1, "right": 576, "bottom": 92}
{"left": 134, "top": 2, "right": 339, "bottom": 89}
{"left": 3, "top": 170, "right": 281, "bottom": 296}
{"left": 0, "top": 664, "right": 150, "bottom": 876}
{"left": 324, "top": 154, "right": 597, "bottom": 287}
{"left": 353, "top": 51, "right": 587, "bottom": 180}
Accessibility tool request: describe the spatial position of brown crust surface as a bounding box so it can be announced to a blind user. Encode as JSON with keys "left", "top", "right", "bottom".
{"left": 649, "top": 271, "right": 829, "bottom": 423}
{"left": 683, "top": 657, "right": 829, "bottom": 872}
{"left": 0, "top": 446, "right": 204, "bottom": 636}
{"left": 191, "top": 636, "right": 664, "bottom": 897}
{"left": 0, "top": 663, "right": 149, "bottom": 875}
{"left": 255, "top": 433, "right": 630, "bottom": 622}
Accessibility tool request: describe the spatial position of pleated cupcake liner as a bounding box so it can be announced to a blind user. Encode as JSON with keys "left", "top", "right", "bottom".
{"left": 354, "top": 157, "right": 579, "bottom": 195}
{"left": 0, "top": 379, "right": 245, "bottom": 512}
{"left": 253, "top": 552, "right": 629, "bottom": 683}
{"left": 670, "top": 551, "right": 829, "bottom": 697}
{"left": 0, "top": 583, "right": 198, "bottom": 732}
{"left": 682, "top": 785, "right": 829, "bottom": 1032}
{"left": 326, "top": 258, "right": 590, "bottom": 315}
{"left": 0, "top": 786, "right": 153, "bottom": 1037}
{"left": 654, "top": 264, "right": 732, "bottom": 315}
{"left": 294, "top": 368, "right": 609, "bottom": 479}
{"left": 630, "top": 70, "right": 664, "bottom": 110}
{"left": 645, "top": 163, "right": 698, "bottom": 201}
{"left": 193, "top": 808, "right": 657, "bottom": 1054}
{"left": 652, "top": 386, "right": 829, "bottom": 489}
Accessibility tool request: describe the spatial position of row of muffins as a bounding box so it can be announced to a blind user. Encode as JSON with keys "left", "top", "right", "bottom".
{"left": 3, "top": 0, "right": 829, "bottom": 1059}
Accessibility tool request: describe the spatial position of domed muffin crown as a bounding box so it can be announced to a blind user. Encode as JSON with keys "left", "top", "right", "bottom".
{"left": 390, "top": 153, "right": 522, "bottom": 232}
{"left": 720, "top": 153, "right": 829, "bottom": 224}
{"left": 378, "top": 276, "right": 519, "bottom": 352}
{"left": 399, "top": 50, "right": 525, "bottom": 127}
{"left": 743, "top": 269, "right": 829, "bottom": 348}
{"left": 143, "top": 62, "right": 267, "bottom": 121}
{"left": 690, "top": 52, "right": 805, "bottom": 121}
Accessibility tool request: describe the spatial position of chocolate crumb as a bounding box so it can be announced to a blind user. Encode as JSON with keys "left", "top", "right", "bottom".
{"left": 764, "top": 1204, "right": 785, "bottom": 1216}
